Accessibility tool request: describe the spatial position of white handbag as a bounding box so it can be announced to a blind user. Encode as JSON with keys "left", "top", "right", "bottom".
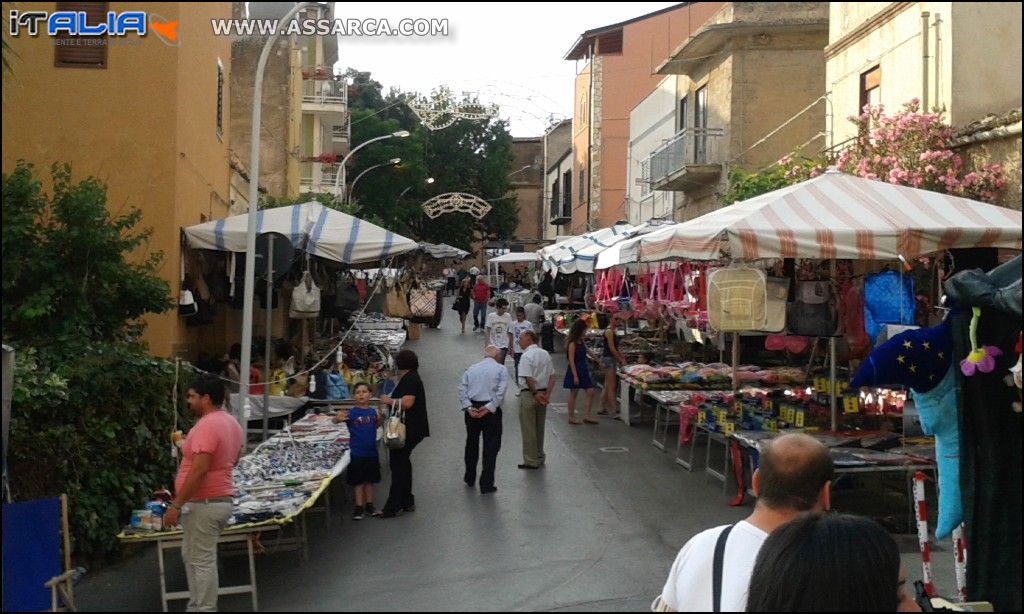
{"left": 289, "top": 271, "right": 321, "bottom": 319}
{"left": 384, "top": 400, "right": 406, "bottom": 450}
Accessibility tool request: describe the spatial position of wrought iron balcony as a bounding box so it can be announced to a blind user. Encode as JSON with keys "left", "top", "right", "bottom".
{"left": 647, "top": 127, "right": 725, "bottom": 191}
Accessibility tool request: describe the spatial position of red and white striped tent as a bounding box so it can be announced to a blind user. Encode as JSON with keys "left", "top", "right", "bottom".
{"left": 597, "top": 170, "right": 1022, "bottom": 267}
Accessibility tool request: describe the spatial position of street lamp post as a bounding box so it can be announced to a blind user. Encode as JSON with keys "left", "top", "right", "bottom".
{"left": 332, "top": 130, "right": 410, "bottom": 201}
{"left": 347, "top": 158, "right": 401, "bottom": 206}
{"left": 395, "top": 177, "right": 434, "bottom": 206}
{"left": 238, "top": 2, "right": 312, "bottom": 427}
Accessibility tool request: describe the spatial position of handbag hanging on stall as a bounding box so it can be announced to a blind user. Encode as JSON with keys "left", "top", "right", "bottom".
{"left": 289, "top": 270, "right": 321, "bottom": 319}
{"left": 787, "top": 279, "right": 836, "bottom": 337}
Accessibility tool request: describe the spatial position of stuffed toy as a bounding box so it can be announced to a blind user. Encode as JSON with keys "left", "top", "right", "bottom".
{"left": 851, "top": 318, "right": 962, "bottom": 538}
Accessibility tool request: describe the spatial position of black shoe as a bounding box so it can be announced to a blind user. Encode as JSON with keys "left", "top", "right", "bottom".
{"left": 379, "top": 509, "right": 403, "bottom": 519}
{"left": 352, "top": 506, "right": 364, "bottom": 521}
{"left": 480, "top": 486, "right": 498, "bottom": 494}
{"left": 464, "top": 476, "right": 475, "bottom": 488}
{"left": 402, "top": 504, "right": 416, "bottom": 513}
{"left": 365, "top": 502, "right": 379, "bottom": 517}
{"left": 518, "top": 464, "right": 539, "bottom": 470}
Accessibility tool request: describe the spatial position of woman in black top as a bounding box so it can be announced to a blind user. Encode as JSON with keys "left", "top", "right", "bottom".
{"left": 453, "top": 277, "right": 473, "bottom": 333}
{"left": 378, "top": 350, "right": 430, "bottom": 518}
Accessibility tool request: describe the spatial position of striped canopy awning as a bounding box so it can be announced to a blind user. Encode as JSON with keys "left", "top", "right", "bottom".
{"left": 183, "top": 202, "right": 418, "bottom": 264}
{"left": 602, "top": 171, "right": 1022, "bottom": 266}
{"left": 539, "top": 224, "right": 634, "bottom": 274}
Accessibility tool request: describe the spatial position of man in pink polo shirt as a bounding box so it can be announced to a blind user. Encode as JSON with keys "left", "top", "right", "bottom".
{"left": 163, "top": 373, "right": 243, "bottom": 612}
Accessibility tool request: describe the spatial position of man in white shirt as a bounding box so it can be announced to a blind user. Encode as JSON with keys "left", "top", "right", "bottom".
{"left": 654, "top": 433, "right": 833, "bottom": 612}
{"left": 516, "top": 330, "right": 555, "bottom": 470}
{"left": 485, "top": 298, "right": 514, "bottom": 364}
{"left": 458, "top": 346, "right": 509, "bottom": 494}
{"left": 510, "top": 306, "right": 535, "bottom": 395}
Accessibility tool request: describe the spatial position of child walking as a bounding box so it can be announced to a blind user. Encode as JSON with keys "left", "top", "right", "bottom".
{"left": 333, "top": 382, "right": 382, "bottom": 519}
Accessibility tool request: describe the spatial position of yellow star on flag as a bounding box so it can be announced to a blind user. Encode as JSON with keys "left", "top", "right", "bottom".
{"left": 923, "top": 341, "right": 931, "bottom": 350}
{"left": 909, "top": 364, "right": 918, "bottom": 373}
{"left": 903, "top": 340, "right": 913, "bottom": 350}
{"left": 897, "top": 355, "right": 906, "bottom": 364}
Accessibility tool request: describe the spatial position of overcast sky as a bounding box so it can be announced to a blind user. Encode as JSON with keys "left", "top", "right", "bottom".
{"left": 334, "top": 2, "right": 678, "bottom": 137}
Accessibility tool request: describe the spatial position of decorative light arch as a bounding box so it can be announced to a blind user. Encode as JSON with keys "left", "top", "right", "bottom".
{"left": 405, "top": 88, "right": 499, "bottom": 131}
{"left": 422, "top": 193, "right": 492, "bottom": 219}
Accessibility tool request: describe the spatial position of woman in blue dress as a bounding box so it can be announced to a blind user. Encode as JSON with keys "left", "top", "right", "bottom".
{"left": 563, "top": 318, "right": 599, "bottom": 425}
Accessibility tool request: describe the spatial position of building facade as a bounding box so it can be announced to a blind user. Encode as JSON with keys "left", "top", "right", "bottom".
{"left": 652, "top": 2, "right": 829, "bottom": 219}
{"left": 565, "top": 2, "right": 726, "bottom": 233}
{"left": 628, "top": 76, "right": 680, "bottom": 225}
{"left": 544, "top": 120, "right": 573, "bottom": 241}
{"left": 826, "top": 2, "right": 1022, "bottom": 209}
{"left": 2, "top": 2, "right": 235, "bottom": 358}
{"left": 510, "top": 137, "right": 545, "bottom": 252}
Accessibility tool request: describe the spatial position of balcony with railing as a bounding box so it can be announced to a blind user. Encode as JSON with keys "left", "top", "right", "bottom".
{"left": 301, "top": 75, "right": 347, "bottom": 115}
{"left": 299, "top": 161, "right": 344, "bottom": 196}
{"left": 647, "top": 127, "right": 726, "bottom": 191}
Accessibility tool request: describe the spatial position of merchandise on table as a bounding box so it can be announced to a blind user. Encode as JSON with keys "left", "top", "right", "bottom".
{"left": 352, "top": 313, "right": 406, "bottom": 330}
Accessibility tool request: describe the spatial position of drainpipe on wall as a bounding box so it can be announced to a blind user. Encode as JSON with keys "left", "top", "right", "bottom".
{"left": 588, "top": 39, "right": 596, "bottom": 232}
{"left": 933, "top": 13, "right": 942, "bottom": 111}
{"left": 921, "top": 11, "right": 930, "bottom": 111}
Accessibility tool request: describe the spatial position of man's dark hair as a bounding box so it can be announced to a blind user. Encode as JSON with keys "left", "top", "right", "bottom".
{"left": 190, "top": 373, "right": 226, "bottom": 407}
{"left": 747, "top": 513, "right": 900, "bottom": 612}
{"left": 532, "top": 294, "right": 542, "bottom": 304}
{"left": 515, "top": 306, "right": 526, "bottom": 315}
{"left": 757, "top": 434, "right": 833, "bottom": 511}
{"left": 395, "top": 349, "right": 419, "bottom": 371}
{"left": 352, "top": 382, "right": 372, "bottom": 393}
{"left": 495, "top": 298, "right": 509, "bottom": 308}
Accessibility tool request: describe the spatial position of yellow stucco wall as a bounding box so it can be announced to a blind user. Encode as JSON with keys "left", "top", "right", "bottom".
{"left": 2, "top": 2, "right": 234, "bottom": 358}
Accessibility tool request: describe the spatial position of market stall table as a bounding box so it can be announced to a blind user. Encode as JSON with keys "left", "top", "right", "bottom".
{"left": 118, "top": 413, "right": 351, "bottom": 611}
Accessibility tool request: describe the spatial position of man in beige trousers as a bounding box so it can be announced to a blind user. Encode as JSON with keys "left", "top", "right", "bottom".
{"left": 516, "top": 330, "right": 555, "bottom": 469}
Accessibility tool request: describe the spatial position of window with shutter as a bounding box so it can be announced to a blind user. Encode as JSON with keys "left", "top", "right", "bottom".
{"left": 54, "top": 2, "right": 109, "bottom": 69}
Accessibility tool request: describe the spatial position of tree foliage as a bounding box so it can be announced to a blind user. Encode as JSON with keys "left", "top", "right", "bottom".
{"left": 2, "top": 162, "right": 172, "bottom": 343}
{"left": 723, "top": 100, "right": 1006, "bottom": 205}
{"left": 344, "top": 76, "right": 519, "bottom": 251}
{"left": 3, "top": 162, "right": 181, "bottom": 561}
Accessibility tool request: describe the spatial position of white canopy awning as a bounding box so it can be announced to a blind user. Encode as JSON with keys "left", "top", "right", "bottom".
{"left": 183, "top": 202, "right": 418, "bottom": 264}
{"left": 549, "top": 220, "right": 675, "bottom": 274}
{"left": 488, "top": 252, "right": 541, "bottom": 265}
{"left": 539, "top": 224, "right": 634, "bottom": 274}
{"left": 598, "top": 170, "right": 1022, "bottom": 266}
{"left": 420, "top": 242, "right": 470, "bottom": 260}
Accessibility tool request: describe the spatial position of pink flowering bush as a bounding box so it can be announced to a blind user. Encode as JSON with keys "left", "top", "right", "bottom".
{"left": 835, "top": 99, "right": 1006, "bottom": 202}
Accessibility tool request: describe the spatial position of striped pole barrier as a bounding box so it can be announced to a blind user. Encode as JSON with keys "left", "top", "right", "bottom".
{"left": 952, "top": 523, "right": 968, "bottom": 603}
{"left": 914, "top": 471, "right": 935, "bottom": 597}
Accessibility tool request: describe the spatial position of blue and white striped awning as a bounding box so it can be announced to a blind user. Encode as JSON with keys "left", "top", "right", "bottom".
{"left": 183, "top": 202, "right": 417, "bottom": 264}
{"left": 538, "top": 224, "right": 633, "bottom": 275}
{"left": 539, "top": 222, "right": 675, "bottom": 274}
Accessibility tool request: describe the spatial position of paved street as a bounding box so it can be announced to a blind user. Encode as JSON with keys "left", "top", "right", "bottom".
{"left": 78, "top": 301, "right": 954, "bottom": 611}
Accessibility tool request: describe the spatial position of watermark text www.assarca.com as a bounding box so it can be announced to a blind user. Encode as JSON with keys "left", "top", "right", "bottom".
{"left": 212, "top": 18, "right": 449, "bottom": 37}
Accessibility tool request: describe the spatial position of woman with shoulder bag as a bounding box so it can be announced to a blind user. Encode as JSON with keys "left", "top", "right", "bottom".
{"left": 378, "top": 350, "right": 430, "bottom": 518}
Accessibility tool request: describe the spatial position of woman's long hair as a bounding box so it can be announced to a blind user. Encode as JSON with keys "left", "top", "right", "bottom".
{"left": 567, "top": 318, "right": 588, "bottom": 349}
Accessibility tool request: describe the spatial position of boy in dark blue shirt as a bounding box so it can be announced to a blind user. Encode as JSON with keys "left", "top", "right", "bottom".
{"left": 333, "top": 382, "right": 382, "bottom": 519}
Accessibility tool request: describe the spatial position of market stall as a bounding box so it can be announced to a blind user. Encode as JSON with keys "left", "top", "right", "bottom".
{"left": 118, "top": 412, "right": 352, "bottom": 611}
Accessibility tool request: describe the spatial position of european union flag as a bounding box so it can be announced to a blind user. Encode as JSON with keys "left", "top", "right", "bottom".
{"left": 851, "top": 318, "right": 953, "bottom": 393}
